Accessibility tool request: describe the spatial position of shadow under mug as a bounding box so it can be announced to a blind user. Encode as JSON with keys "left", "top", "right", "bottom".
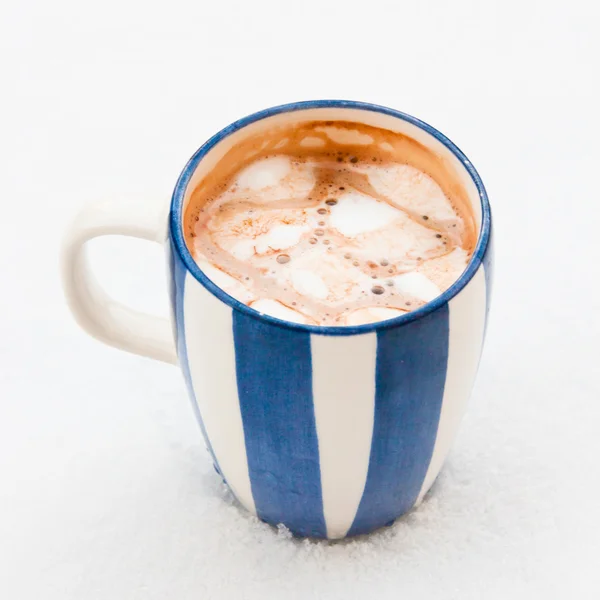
{"left": 62, "top": 100, "right": 493, "bottom": 539}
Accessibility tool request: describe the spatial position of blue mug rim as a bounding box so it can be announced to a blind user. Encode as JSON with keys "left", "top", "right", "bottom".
{"left": 169, "top": 100, "right": 491, "bottom": 336}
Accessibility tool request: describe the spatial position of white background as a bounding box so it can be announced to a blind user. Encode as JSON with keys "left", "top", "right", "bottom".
{"left": 1, "top": 0, "right": 599, "bottom": 598}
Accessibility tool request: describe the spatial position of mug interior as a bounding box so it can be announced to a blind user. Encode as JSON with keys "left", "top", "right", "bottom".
{"left": 170, "top": 100, "right": 490, "bottom": 335}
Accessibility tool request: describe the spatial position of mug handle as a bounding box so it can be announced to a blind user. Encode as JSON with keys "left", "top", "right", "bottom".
{"left": 61, "top": 198, "right": 178, "bottom": 365}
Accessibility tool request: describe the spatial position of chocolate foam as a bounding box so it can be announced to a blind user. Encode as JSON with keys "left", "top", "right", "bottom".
{"left": 184, "top": 120, "right": 476, "bottom": 326}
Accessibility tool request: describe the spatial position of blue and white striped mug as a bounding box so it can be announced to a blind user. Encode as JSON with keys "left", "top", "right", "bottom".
{"left": 62, "top": 100, "right": 492, "bottom": 539}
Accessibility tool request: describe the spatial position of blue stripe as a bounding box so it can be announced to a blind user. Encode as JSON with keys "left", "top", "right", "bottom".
{"left": 169, "top": 238, "right": 224, "bottom": 480}
{"left": 232, "top": 312, "right": 326, "bottom": 538}
{"left": 348, "top": 305, "right": 450, "bottom": 536}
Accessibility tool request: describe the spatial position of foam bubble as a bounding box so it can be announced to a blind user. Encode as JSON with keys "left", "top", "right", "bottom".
{"left": 329, "top": 191, "right": 402, "bottom": 237}
{"left": 250, "top": 299, "right": 311, "bottom": 324}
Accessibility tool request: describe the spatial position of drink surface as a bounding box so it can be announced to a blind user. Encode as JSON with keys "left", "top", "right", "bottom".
{"left": 184, "top": 120, "right": 476, "bottom": 326}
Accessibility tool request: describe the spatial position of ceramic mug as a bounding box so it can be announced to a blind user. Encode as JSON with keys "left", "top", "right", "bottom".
{"left": 61, "top": 100, "right": 493, "bottom": 539}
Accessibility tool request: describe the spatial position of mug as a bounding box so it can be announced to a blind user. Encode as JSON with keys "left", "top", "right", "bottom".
{"left": 61, "top": 100, "right": 492, "bottom": 539}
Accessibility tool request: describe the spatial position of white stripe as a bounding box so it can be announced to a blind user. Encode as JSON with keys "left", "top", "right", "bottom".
{"left": 183, "top": 275, "right": 256, "bottom": 514}
{"left": 417, "top": 266, "right": 487, "bottom": 503}
{"left": 311, "top": 333, "right": 377, "bottom": 539}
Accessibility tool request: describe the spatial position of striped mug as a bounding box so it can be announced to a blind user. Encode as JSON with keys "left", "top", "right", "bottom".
{"left": 61, "top": 100, "right": 492, "bottom": 539}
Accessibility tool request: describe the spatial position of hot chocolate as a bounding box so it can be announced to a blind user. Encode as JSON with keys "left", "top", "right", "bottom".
{"left": 184, "top": 120, "right": 476, "bottom": 326}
